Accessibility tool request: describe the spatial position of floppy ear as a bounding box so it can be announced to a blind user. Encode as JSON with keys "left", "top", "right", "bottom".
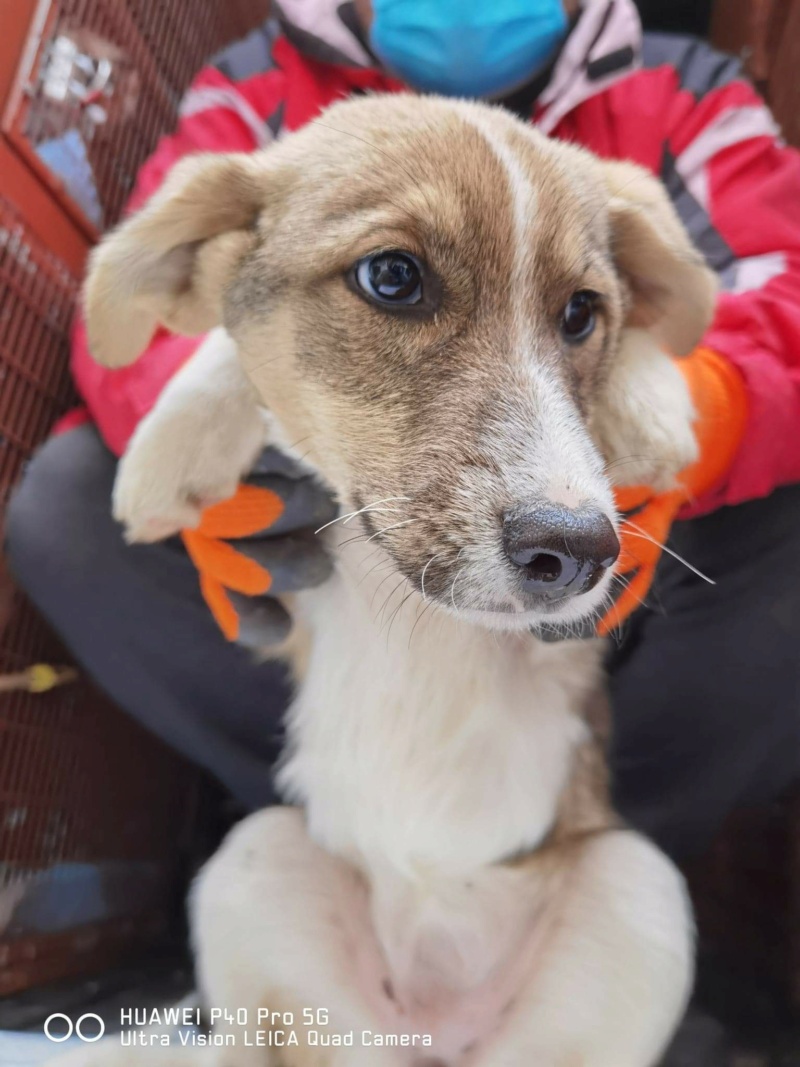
{"left": 603, "top": 160, "right": 718, "bottom": 357}
{"left": 84, "top": 153, "right": 271, "bottom": 368}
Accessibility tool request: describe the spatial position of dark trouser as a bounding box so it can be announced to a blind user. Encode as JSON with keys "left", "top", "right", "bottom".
{"left": 7, "top": 425, "right": 800, "bottom": 858}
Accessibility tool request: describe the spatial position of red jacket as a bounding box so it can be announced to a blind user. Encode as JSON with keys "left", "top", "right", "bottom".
{"left": 71, "top": 0, "right": 800, "bottom": 517}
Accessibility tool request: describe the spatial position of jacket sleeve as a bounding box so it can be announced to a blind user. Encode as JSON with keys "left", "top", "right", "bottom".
{"left": 660, "top": 64, "right": 800, "bottom": 516}
{"left": 72, "top": 56, "right": 286, "bottom": 457}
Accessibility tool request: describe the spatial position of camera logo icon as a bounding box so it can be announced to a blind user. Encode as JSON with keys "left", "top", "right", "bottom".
{"left": 44, "top": 1013, "right": 105, "bottom": 1042}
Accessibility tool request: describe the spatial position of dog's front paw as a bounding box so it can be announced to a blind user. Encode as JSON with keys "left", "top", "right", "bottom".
{"left": 113, "top": 403, "right": 267, "bottom": 543}
{"left": 113, "top": 425, "right": 241, "bottom": 543}
{"left": 592, "top": 328, "right": 698, "bottom": 491}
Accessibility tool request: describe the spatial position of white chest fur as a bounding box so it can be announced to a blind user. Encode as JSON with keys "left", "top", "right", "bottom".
{"left": 277, "top": 542, "right": 600, "bottom": 875}
{"left": 276, "top": 542, "right": 603, "bottom": 1028}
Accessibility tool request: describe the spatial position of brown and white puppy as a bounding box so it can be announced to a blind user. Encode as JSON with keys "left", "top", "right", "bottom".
{"left": 77, "top": 95, "right": 716, "bottom": 1067}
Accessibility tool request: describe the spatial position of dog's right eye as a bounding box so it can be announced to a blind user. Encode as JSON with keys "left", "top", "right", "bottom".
{"left": 353, "top": 252, "right": 423, "bottom": 306}
{"left": 561, "top": 290, "right": 598, "bottom": 343}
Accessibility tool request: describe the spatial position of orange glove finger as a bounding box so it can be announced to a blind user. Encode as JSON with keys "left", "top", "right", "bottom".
{"left": 183, "top": 458, "right": 337, "bottom": 642}
{"left": 183, "top": 529, "right": 272, "bottom": 596}
{"left": 195, "top": 484, "right": 285, "bottom": 540}
{"left": 616, "top": 489, "right": 683, "bottom": 571}
{"left": 597, "top": 562, "right": 655, "bottom": 637}
{"left": 676, "top": 346, "right": 748, "bottom": 504}
{"left": 199, "top": 573, "right": 240, "bottom": 642}
{"left": 598, "top": 488, "right": 685, "bottom": 634}
{"left": 613, "top": 486, "right": 652, "bottom": 514}
{"left": 596, "top": 341, "right": 749, "bottom": 637}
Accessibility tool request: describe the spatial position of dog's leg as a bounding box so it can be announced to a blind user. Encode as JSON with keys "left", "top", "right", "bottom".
{"left": 192, "top": 807, "right": 406, "bottom": 1067}
{"left": 472, "top": 830, "right": 693, "bottom": 1067}
{"left": 112, "top": 326, "right": 268, "bottom": 543}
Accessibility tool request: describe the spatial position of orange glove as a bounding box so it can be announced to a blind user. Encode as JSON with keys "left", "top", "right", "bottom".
{"left": 597, "top": 346, "right": 749, "bottom": 637}
{"left": 183, "top": 485, "right": 282, "bottom": 641}
{"left": 181, "top": 451, "right": 337, "bottom": 646}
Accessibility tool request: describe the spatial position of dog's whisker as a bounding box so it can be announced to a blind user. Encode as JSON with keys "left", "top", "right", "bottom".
{"left": 623, "top": 521, "right": 715, "bottom": 584}
{"left": 377, "top": 575, "right": 409, "bottom": 628}
{"left": 364, "top": 563, "right": 398, "bottom": 588}
{"left": 337, "top": 533, "right": 372, "bottom": 549}
{"left": 357, "top": 543, "right": 385, "bottom": 566}
{"left": 243, "top": 354, "right": 285, "bottom": 372}
{"left": 370, "top": 568, "right": 403, "bottom": 612}
{"left": 285, "top": 434, "right": 316, "bottom": 453}
{"left": 315, "top": 514, "right": 356, "bottom": 535}
{"left": 450, "top": 568, "right": 465, "bottom": 613}
{"left": 596, "top": 569, "right": 640, "bottom": 616}
{"left": 356, "top": 553, "right": 396, "bottom": 587}
{"left": 315, "top": 496, "right": 411, "bottom": 535}
{"left": 420, "top": 553, "right": 446, "bottom": 600}
{"left": 592, "top": 593, "right": 626, "bottom": 648}
{"left": 342, "top": 508, "right": 400, "bottom": 526}
{"left": 408, "top": 598, "right": 435, "bottom": 649}
{"left": 609, "top": 570, "right": 648, "bottom": 613}
{"left": 366, "top": 519, "right": 416, "bottom": 542}
{"left": 318, "top": 513, "right": 395, "bottom": 539}
{"left": 606, "top": 453, "right": 651, "bottom": 467}
{"left": 384, "top": 587, "right": 417, "bottom": 646}
{"left": 604, "top": 454, "right": 658, "bottom": 473}
{"left": 342, "top": 495, "right": 412, "bottom": 526}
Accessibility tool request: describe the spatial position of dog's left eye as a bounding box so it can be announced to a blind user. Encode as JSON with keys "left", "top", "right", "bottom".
{"left": 561, "top": 291, "right": 598, "bottom": 343}
{"left": 354, "top": 251, "right": 423, "bottom": 306}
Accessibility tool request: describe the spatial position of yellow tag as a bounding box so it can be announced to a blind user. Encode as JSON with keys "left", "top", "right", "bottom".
{"left": 27, "top": 663, "right": 61, "bottom": 693}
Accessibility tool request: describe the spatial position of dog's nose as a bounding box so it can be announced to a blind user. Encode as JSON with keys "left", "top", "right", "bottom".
{"left": 502, "top": 503, "right": 619, "bottom": 598}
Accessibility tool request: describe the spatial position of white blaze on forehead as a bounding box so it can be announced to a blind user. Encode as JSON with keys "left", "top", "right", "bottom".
{"left": 454, "top": 105, "right": 538, "bottom": 350}
{"left": 451, "top": 104, "right": 615, "bottom": 522}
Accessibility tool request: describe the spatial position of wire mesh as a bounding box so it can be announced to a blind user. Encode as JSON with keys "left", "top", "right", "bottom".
{"left": 0, "top": 0, "right": 274, "bottom": 996}
{"left": 0, "top": 190, "right": 199, "bottom": 997}
{"left": 9, "top": 0, "right": 271, "bottom": 232}
{"left": 0, "top": 197, "right": 78, "bottom": 521}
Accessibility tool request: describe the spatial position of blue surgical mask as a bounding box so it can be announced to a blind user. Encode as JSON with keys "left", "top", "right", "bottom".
{"left": 370, "top": 0, "right": 569, "bottom": 99}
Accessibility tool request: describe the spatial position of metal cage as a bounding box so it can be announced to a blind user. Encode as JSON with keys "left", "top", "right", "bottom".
{"left": 0, "top": 0, "right": 271, "bottom": 995}
{"left": 3, "top": 0, "right": 270, "bottom": 239}
{"left": 0, "top": 196, "right": 203, "bottom": 996}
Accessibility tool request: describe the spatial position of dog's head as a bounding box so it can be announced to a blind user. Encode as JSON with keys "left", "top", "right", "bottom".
{"left": 85, "top": 96, "right": 715, "bottom": 632}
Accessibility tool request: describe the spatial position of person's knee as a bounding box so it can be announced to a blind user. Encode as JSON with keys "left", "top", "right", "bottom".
{"left": 6, "top": 441, "right": 60, "bottom": 584}
{"left": 6, "top": 425, "right": 116, "bottom": 598}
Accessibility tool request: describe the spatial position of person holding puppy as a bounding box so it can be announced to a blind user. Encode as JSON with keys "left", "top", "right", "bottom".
{"left": 8, "top": 0, "right": 800, "bottom": 862}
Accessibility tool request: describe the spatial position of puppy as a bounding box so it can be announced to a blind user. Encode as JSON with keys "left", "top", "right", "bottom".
{"left": 74, "top": 95, "right": 717, "bottom": 1067}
